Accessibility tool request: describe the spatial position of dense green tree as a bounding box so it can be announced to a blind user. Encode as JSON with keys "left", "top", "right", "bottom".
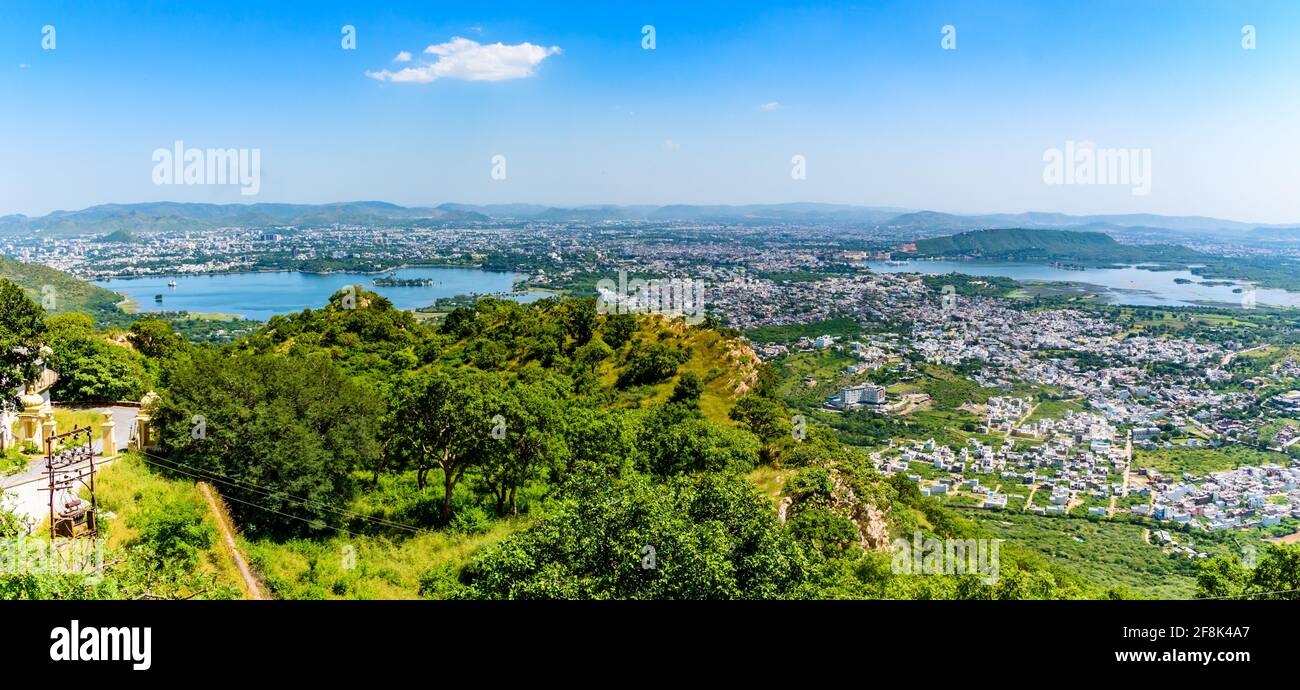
{"left": 617, "top": 341, "right": 686, "bottom": 387}
{"left": 1195, "top": 553, "right": 1251, "bottom": 599}
{"left": 729, "top": 393, "right": 791, "bottom": 463}
{"left": 481, "top": 377, "right": 569, "bottom": 515}
{"left": 153, "top": 349, "right": 379, "bottom": 536}
{"left": 669, "top": 371, "right": 704, "bottom": 407}
{"left": 128, "top": 317, "right": 189, "bottom": 360}
{"left": 782, "top": 427, "right": 847, "bottom": 467}
{"left": 250, "top": 288, "right": 432, "bottom": 377}
{"left": 44, "top": 313, "right": 150, "bottom": 402}
{"left": 787, "top": 507, "right": 860, "bottom": 559}
{"left": 572, "top": 335, "right": 613, "bottom": 373}
{"left": 1196, "top": 544, "right": 1300, "bottom": 600}
{"left": 463, "top": 472, "right": 812, "bottom": 599}
{"left": 729, "top": 394, "right": 790, "bottom": 442}
{"left": 601, "top": 313, "right": 637, "bottom": 350}
{"left": 387, "top": 366, "right": 503, "bottom": 522}
{"left": 560, "top": 405, "right": 635, "bottom": 479}
{"left": 440, "top": 306, "right": 480, "bottom": 339}
{"left": 636, "top": 402, "right": 760, "bottom": 476}
{"left": 552, "top": 297, "right": 596, "bottom": 347}
{"left": 0, "top": 280, "right": 47, "bottom": 411}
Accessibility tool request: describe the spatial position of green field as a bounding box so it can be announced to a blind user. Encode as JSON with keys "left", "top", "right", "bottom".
{"left": 963, "top": 511, "right": 1259, "bottom": 599}
{"left": 1024, "top": 399, "right": 1086, "bottom": 423}
{"left": 1134, "top": 445, "right": 1288, "bottom": 475}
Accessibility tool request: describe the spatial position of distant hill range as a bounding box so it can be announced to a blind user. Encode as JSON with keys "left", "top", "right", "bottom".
{"left": 0, "top": 201, "right": 490, "bottom": 237}
{"left": 0, "top": 201, "right": 1295, "bottom": 238}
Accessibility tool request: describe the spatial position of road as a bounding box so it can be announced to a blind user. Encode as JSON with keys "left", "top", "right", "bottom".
{"left": 1221, "top": 345, "right": 1268, "bottom": 367}
{"left": 0, "top": 405, "right": 138, "bottom": 529}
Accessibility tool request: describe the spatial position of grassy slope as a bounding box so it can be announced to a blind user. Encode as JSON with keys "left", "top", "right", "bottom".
{"left": 93, "top": 453, "right": 250, "bottom": 596}
{"left": 964, "top": 511, "right": 1260, "bottom": 599}
{"left": 52, "top": 409, "right": 105, "bottom": 445}
{"left": 591, "top": 316, "right": 760, "bottom": 426}
{"left": 0, "top": 255, "right": 124, "bottom": 322}
{"left": 238, "top": 314, "right": 759, "bottom": 598}
{"left": 244, "top": 516, "right": 530, "bottom": 600}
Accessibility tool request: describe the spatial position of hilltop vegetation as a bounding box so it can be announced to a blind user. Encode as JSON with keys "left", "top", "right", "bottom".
{"left": 0, "top": 255, "right": 124, "bottom": 322}
{"left": 7, "top": 281, "right": 1298, "bottom": 600}
{"left": 910, "top": 227, "right": 1300, "bottom": 292}
{"left": 131, "top": 290, "right": 1122, "bottom": 599}
{"left": 912, "top": 228, "right": 1203, "bottom": 266}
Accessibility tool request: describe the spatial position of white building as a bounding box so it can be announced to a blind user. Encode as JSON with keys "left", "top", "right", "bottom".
{"left": 828, "top": 383, "right": 887, "bottom": 410}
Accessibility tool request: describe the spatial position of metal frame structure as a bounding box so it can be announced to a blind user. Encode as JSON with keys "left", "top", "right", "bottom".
{"left": 43, "top": 425, "right": 98, "bottom": 543}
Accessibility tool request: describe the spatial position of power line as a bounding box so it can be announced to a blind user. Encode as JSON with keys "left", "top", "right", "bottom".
{"left": 137, "top": 451, "right": 430, "bottom": 536}
{"left": 134, "top": 451, "right": 433, "bottom": 537}
{"left": 134, "top": 453, "right": 388, "bottom": 541}
{"left": 194, "top": 479, "right": 377, "bottom": 542}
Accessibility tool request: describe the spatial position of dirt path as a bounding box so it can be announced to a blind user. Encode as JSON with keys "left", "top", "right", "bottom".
{"left": 198, "top": 481, "right": 265, "bottom": 600}
{"left": 1221, "top": 345, "right": 1267, "bottom": 367}
{"left": 1266, "top": 531, "right": 1300, "bottom": 545}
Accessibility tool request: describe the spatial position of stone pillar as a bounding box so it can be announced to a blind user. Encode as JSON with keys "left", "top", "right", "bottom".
{"left": 135, "top": 391, "right": 159, "bottom": 451}
{"left": 18, "top": 394, "right": 44, "bottom": 447}
{"left": 134, "top": 413, "right": 151, "bottom": 450}
{"left": 42, "top": 417, "right": 57, "bottom": 454}
{"left": 101, "top": 420, "right": 117, "bottom": 457}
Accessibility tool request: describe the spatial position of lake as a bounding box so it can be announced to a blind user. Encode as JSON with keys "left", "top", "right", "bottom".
{"left": 93, "top": 266, "right": 539, "bottom": 321}
{"left": 864, "top": 260, "right": 1300, "bottom": 308}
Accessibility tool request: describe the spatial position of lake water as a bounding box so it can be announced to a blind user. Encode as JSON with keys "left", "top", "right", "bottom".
{"left": 865, "top": 260, "right": 1300, "bottom": 308}
{"left": 93, "top": 266, "right": 538, "bottom": 321}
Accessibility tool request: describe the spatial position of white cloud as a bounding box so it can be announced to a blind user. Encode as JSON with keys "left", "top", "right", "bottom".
{"left": 760, "top": 101, "right": 781, "bottom": 111}
{"left": 18, "top": 63, "right": 29, "bottom": 69}
{"left": 662, "top": 138, "right": 681, "bottom": 151}
{"left": 393, "top": 51, "right": 412, "bottom": 63}
{"left": 367, "top": 37, "right": 560, "bottom": 83}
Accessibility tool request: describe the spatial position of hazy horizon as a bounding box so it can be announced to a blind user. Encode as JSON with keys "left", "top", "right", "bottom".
{"left": 7, "top": 199, "right": 1299, "bottom": 231}
{"left": 6, "top": 0, "right": 1300, "bottom": 222}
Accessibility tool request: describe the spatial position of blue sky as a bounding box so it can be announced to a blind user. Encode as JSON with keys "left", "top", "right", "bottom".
{"left": 3, "top": 0, "right": 1300, "bottom": 223}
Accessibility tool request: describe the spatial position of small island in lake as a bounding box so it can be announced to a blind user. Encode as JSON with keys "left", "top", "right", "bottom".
{"left": 374, "top": 276, "right": 436, "bottom": 287}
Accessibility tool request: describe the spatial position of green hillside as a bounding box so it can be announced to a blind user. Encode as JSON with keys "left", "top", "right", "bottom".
{"left": 0, "top": 255, "right": 124, "bottom": 322}
{"left": 911, "top": 228, "right": 1204, "bottom": 265}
